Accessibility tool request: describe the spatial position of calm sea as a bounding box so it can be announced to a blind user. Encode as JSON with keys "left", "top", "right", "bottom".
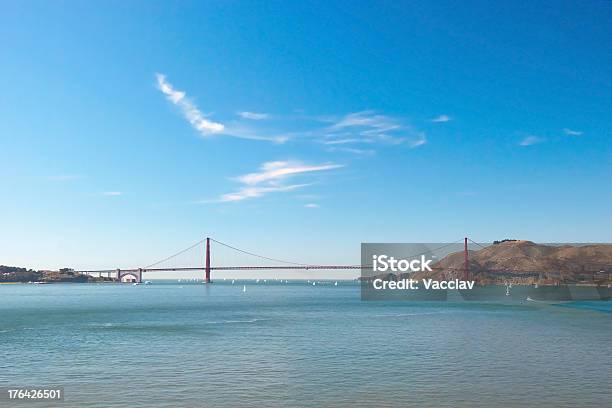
{"left": 1, "top": 281, "right": 611, "bottom": 408}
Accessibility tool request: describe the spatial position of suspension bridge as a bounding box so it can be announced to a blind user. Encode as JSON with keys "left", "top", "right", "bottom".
{"left": 74, "top": 237, "right": 475, "bottom": 283}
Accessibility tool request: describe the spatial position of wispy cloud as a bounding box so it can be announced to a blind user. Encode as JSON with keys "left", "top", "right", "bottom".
{"left": 219, "top": 160, "right": 343, "bottom": 202}
{"left": 408, "top": 137, "right": 427, "bottom": 148}
{"left": 155, "top": 75, "right": 430, "bottom": 152}
{"left": 220, "top": 123, "right": 289, "bottom": 143}
{"left": 431, "top": 114, "right": 451, "bottom": 123}
{"left": 519, "top": 135, "right": 544, "bottom": 146}
{"left": 325, "top": 146, "right": 376, "bottom": 155}
{"left": 236, "top": 161, "right": 343, "bottom": 185}
{"left": 331, "top": 111, "right": 400, "bottom": 132}
{"left": 156, "top": 74, "right": 288, "bottom": 143}
{"left": 304, "top": 203, "right": 320, "bottom": 208}
{"left": 563, "top": 128, "right": 583, "bottom": 136}
{"left": 221, "top": 184, "right": 307, "bottom": 202}
{"left": 321, "top": 138, "right": 371, "bottom": 145}
{"left": 156, "top": 74, "right": 224, "bottom": 135}
{"left": 321, "top": 111, "right": 427, "bottom": 149}
{"left": 101, "top": 191, "right": 122, "bottom": 196}
{"left": 238, "top": 111, "right": 269, "bottom": 120}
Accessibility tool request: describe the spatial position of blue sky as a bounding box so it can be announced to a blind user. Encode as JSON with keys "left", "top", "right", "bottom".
{"left": 1, "top": 1, "right": 611, "bottom": 277}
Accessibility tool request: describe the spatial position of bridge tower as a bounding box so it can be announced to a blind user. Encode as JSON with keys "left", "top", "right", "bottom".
{"left": 463, "top": 237, "right": 470, "bottom": 281}
{"left": 204, "top": 237, "right": 211, "bottom": 283}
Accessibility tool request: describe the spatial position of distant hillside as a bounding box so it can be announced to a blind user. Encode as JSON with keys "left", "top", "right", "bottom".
{"left": 0, "top": 265, "right": 111, "bottom": 283}
{"left": 415, "top": 240, "right": 612, "bottom": 284}
{"left": 0, "top": 265, "right": 42, "bottom": 282}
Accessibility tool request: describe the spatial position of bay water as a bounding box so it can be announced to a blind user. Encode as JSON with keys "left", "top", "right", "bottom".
{"left": 1, "top": 281, "right": 611, "bottom": 407}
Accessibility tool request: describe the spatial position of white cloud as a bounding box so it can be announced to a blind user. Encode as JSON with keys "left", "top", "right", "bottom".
{"left": 431, "top": 114, "right": 451, "bottom": 123}
{"left": 304, "top": 203, "right": 320, "bottom": 208}
{"left": 156, "top": 74, "right": 224, "bottom": 135}
{"left": 330, "top": 111, "right": 402, "bottom": 143}
{"left": 221, "top": 184, "right": 308, "bottom": 202}
{"left": 322, "top": 111, "right": 426, "bottom": 148}
{"left": 220, "top": 123, "right": 289, "bottom": 143}
{"left": 321, "top": 138, "right": 371, "bottom": 145}
{"left": 325, "top": 146, "right": 376, "bottom": 155}
{"left": 408, "top": 137, "right": 427, "bottom": 148}
{"left": 519, "top": 135, "right": 544, "bottom": 146}
{"left": 238, "top": 111, "right": 269, "bottom": 120}
{"left": 102, "top": 191, "right": 122, "bottom": 196}
{"left": 219, "top": 160, "right": 342, "bottom": 202}
{"left": 563, "top": 128, "right": 583, "bottom": 136}
{"left": 236, "top": 161, "right": 343, "bottom": 185}
{"left": 331, "top": 111, "right": 400, "bottom": 132}
{"left": 156, "top": 74, "right": 289, "bottom": 143}
{"left": 155, "top": 78, "right": 427, "bottom": 150}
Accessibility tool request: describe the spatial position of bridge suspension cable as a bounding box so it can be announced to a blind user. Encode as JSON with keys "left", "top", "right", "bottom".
{"left": 210, "top": 238, "right": 309, "bottom": 266}
{"left": 144, "top": 238, "right": 207, "bottom": 269}
{"left": 467, "top": 238, "right": 488, "bottom": 250}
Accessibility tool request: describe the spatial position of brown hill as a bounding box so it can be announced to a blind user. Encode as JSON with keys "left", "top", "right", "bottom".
{"left": 415, "top": 240, "right": 612, "bottom": 283}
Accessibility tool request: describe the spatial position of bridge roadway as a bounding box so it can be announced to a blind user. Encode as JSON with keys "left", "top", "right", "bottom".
{"left": 76, "top": 265, "right": 365, "bottom": 273}
{"left": 74, "top": 265, "right": 467, "bottom": 273}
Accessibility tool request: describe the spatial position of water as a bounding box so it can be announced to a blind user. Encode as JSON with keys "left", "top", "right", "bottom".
{"left": 1, "top": 281, "right": 611, "bottom": 407}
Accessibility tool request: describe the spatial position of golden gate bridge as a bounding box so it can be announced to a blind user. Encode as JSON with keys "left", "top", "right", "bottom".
{"left": 74, "top": 237, "right": 474, "bottom": 283}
